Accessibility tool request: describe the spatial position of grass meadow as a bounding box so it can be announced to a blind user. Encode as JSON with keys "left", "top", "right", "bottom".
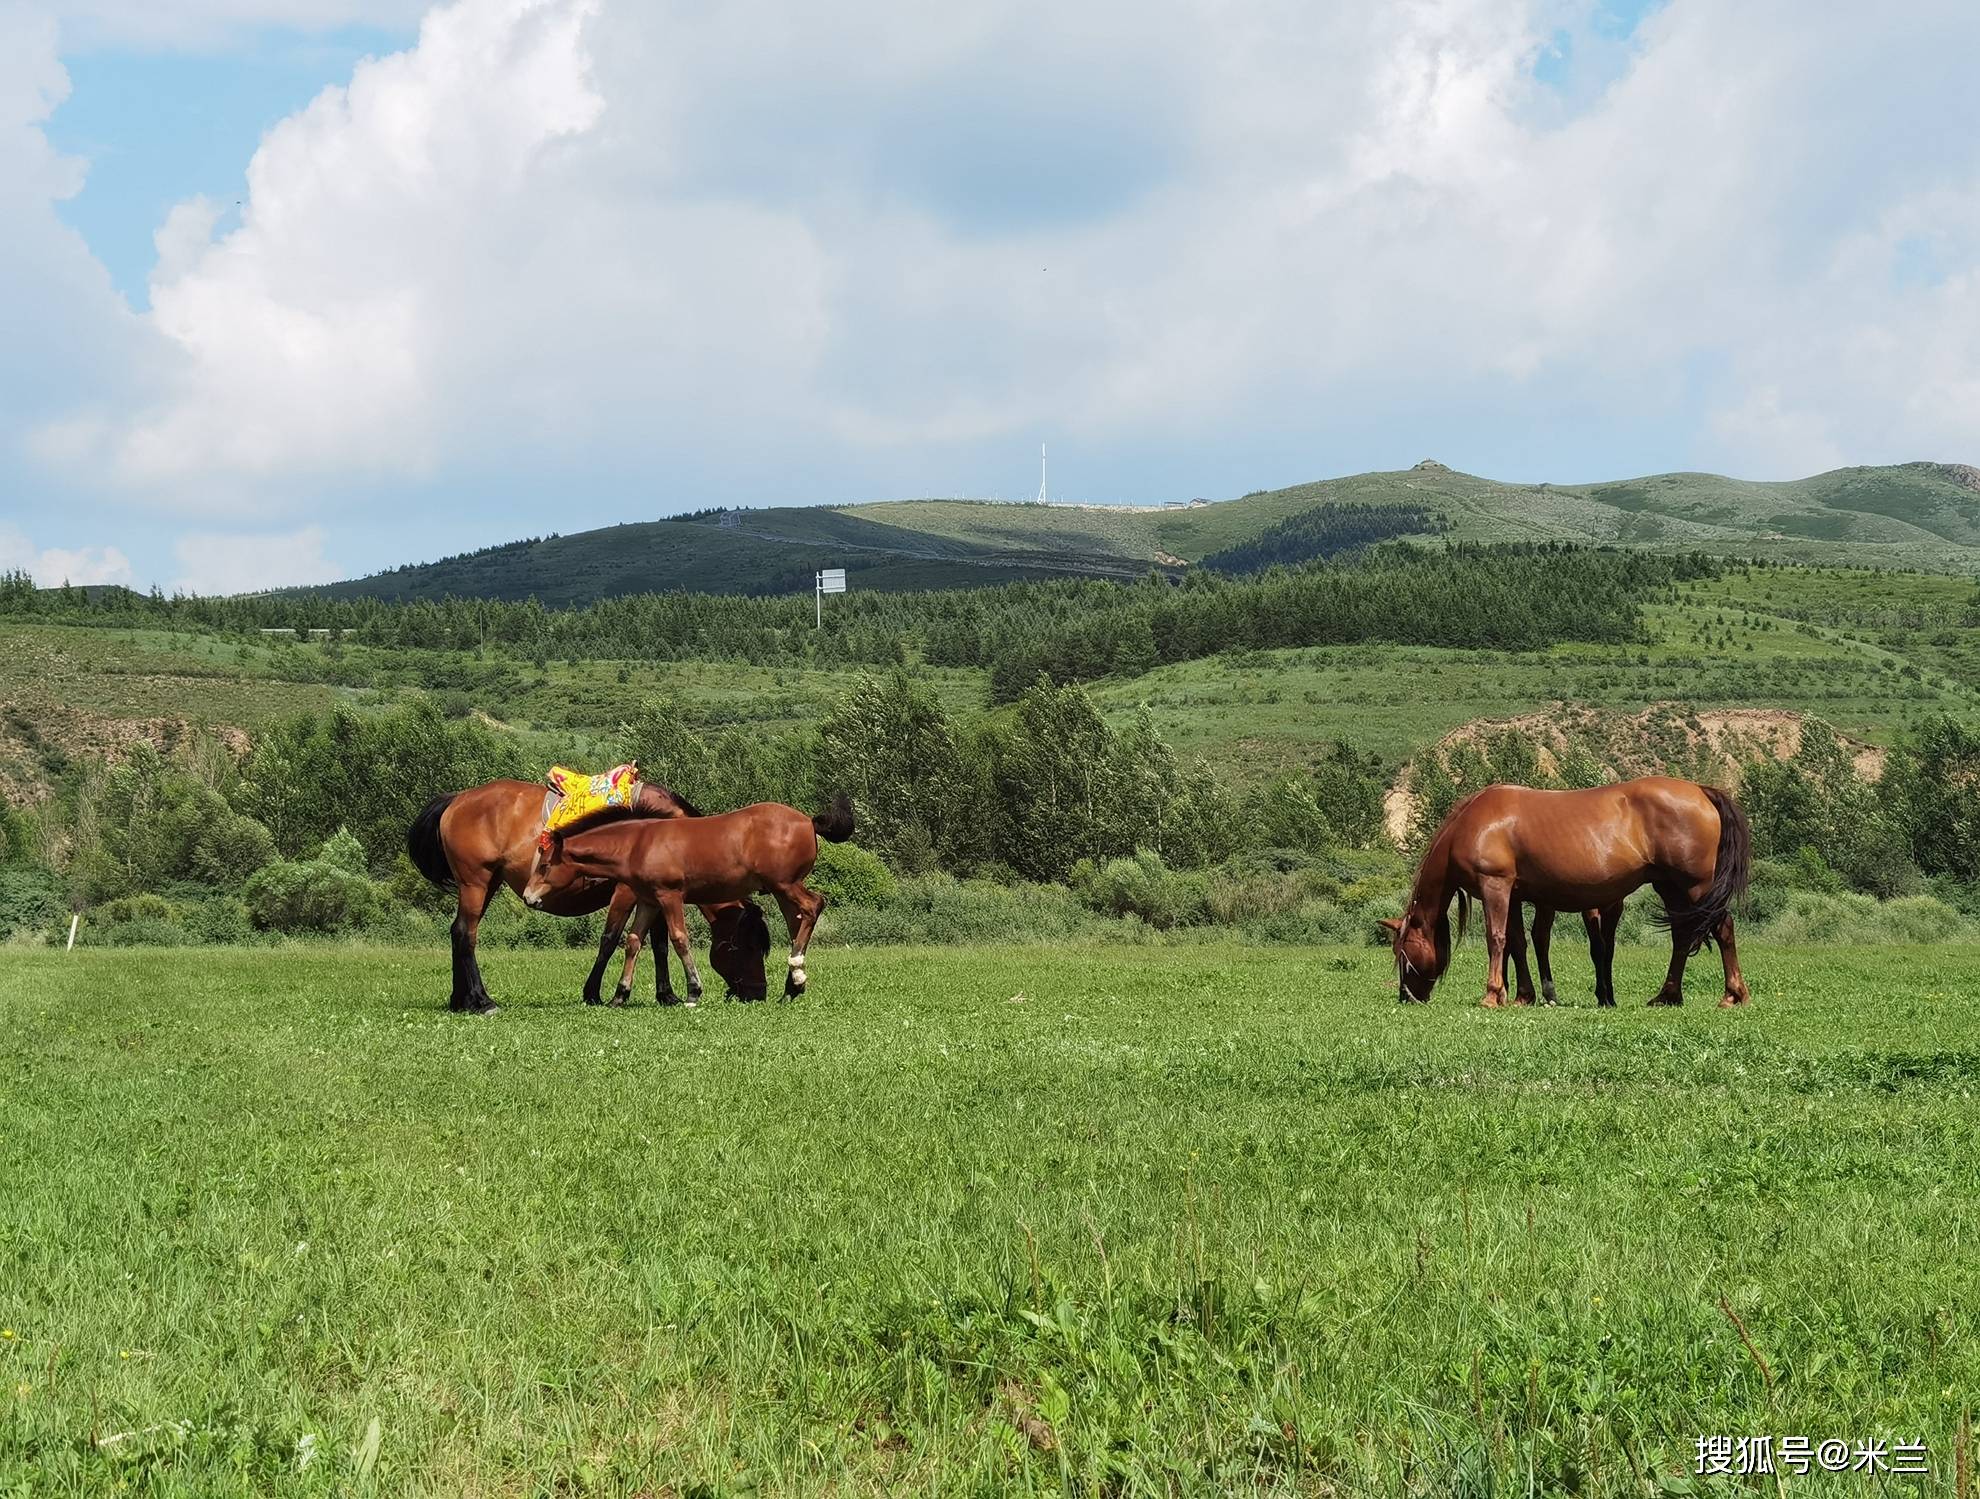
{"left": 4, "top": 944, "right": 1978, "bottom": 1495}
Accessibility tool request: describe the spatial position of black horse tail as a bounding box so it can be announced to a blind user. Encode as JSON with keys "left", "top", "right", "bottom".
{"left": 407, "top": 792, "right": 459, "bottom": 892}
{"left": 812, "top": 794, "right": 855, "bottom": 844}
{"left": 1658, "top": 785, "right": 1752, "bottom": 953}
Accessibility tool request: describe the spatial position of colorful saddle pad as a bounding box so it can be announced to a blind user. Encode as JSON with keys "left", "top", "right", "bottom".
{"left": 542, "top": 762, "right": 641, "bottom": 835}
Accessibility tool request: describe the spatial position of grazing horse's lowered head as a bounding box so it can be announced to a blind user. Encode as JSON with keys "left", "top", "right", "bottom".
{"left": 1380, "top": 894, "right": 1465, "bottom": 1003}
{"left": 709, "top": 899, "right": 773, "bottom": 1000}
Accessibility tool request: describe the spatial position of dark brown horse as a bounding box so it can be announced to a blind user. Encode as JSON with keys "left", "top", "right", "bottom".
{"left": 406, "top": 779, "right": 769, "bottom": 1014}
{"left": 1383, "top": 777, "right": 1751, "bottom": 1008}
{"left": 523, "top": 796, "right": 854, "bottom": 1002}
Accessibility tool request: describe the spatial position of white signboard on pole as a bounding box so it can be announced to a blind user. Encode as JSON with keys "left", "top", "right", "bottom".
{"left": 815, "top": 567, "right": 847, "bottom": 626}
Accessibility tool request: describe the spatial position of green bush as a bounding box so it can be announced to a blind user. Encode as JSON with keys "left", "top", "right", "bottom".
{"left": 1070, "top": 850, "right": 1208, "bottom": 930}
{"left": 242, "top": 858, "right": 378, "bottom": 933}
{"left": 0, "top": 866, "right": 68, "bottom": 942}
{"left": 821, "top": 874, "right": 1108, "bottom": 946}
{"left": 1757, "top": 891, "right": 1972, "bottom": 946}
{"left": 187, "top": 813, "right": 278, "bottom": 889}
{"left": 182, "top": 897, "right": 256, "bottom": 945}
{"left": 87, "top": 916, "right": 190, "bottom": 947}
{"left": 810, "top": 839, "right": 899, "bottom": 908}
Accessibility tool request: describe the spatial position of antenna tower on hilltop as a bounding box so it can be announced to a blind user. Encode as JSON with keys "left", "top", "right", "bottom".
{"left": 1036, "top": 442, "right": 1048, "bottom": 503}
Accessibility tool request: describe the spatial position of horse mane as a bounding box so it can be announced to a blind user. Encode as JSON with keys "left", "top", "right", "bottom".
{"left": 661, "top": 786, "right": 706, "bottom": 819}
{"left": 636, "top": 781, "right": 705, "bottom": 819}
{"left": 1409, "top": 796, "right": 1482, "bottom": 979}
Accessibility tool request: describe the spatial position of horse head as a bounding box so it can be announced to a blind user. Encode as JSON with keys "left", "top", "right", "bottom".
{"left": 521, "top": 830, "right": 564, "bottom": 909}
{"left": 709, "top": 899, "right": 772, "bottom": 1000}
{"left": 1381, "top": 912, "right": 1443, "bottom": 1003}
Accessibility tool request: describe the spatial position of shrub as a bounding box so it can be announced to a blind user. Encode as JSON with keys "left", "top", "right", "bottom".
{"left": 810, "top": 839, "right": 899, "bottom": 908}
{"left": 820, "top": 874, "right": 1105, "bottom": 946}
{"left": 1070, "top": 850, "right": 1208, "bottom": 930}
{"left": 0, "top": 866, "right": 68, "bottom": 942}
{"left": 242, "top": 858, "right": 378, "bottom": 933}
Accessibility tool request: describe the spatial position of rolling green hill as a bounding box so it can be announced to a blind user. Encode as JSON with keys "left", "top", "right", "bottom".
{"left": 316, "top": 459, "right": 1980, "bottom": 605}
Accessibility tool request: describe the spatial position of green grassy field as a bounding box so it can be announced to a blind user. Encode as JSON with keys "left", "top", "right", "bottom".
{"left": 5, "top": 945, "right": 1978, "bottom": 1496}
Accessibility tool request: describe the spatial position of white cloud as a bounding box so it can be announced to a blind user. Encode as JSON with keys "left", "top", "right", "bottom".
{"left": 171, "top": 524, "right": 338, "bottom": 595}
{"left": 0, "top": 524, "right": 133, "bottom": 587}
{"left": 11, "top": 0, "right": 1980, "bottom": 570}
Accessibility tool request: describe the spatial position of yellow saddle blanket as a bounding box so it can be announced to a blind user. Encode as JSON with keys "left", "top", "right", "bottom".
{"left": 543, "top": 763, "right": 641, "bottom": 835}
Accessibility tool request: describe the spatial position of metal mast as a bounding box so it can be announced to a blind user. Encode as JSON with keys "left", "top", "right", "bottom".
{"left": 1036, "top": 443, "right": 1047, "bottom": 503}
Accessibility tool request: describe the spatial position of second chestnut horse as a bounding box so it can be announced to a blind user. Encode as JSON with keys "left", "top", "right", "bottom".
{"left": 524, "top": 796, "right": 854, "bottom": 1003}
{"left": 1384, "top": 777, "right": 1751, "bottom": 1008}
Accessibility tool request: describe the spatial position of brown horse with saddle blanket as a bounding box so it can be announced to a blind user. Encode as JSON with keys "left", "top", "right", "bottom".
{"left": 524, "top": 796, "right": 854, "bottom": 1003}
{"left": 1383, "top": 776, "right": 1751, "bottom": 1008}
{"left": 406, "top": 776, "right": 770, "bottom": 1014}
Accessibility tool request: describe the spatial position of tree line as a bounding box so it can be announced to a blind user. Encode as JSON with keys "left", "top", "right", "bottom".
{"left": 0, "top": 544, "right": 1711, "bottom": 698}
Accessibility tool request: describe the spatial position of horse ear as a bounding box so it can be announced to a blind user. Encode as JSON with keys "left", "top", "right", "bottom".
{"left": 1378, "top": 917, "right": 1403, "bottom": 936}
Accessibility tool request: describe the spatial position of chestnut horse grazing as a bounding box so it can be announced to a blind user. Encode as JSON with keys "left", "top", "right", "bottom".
{"left": 1384, "top": 777, "right": 1751, "bottom": 1008}
{"left": 523, "top": 797, "right": 854, "bottom": 1003}
{"left": 406, "top": 779, "right": 769, "bottom": 1015}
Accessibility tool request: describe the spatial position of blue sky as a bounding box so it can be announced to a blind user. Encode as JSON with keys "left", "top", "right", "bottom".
{"left": 46, "top": 26, "right": 414, "bottom": 307}
{"left": 1, "top": 0, "right": 1976, "bottom": 594}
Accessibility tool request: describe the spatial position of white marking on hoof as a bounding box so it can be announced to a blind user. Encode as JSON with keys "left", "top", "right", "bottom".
{"left": 788, "top": 954, "right": 807, "bottom": 971}
{"left": 1542, "top": 982, "right": 1557, "bottom": 1005}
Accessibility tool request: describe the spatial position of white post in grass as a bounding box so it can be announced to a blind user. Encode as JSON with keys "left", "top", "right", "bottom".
{"left": 815, "top": 567, "right": 846, "bottom": 628}
{"left": 66, "top": 912, "right": 79, "bottom": 951}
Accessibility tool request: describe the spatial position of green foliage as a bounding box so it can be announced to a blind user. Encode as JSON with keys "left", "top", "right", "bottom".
{"left": 71, "top": 739, "right": 277, "bottom": 902}
{"left": 1199, "top": 502, "right": 1445, "bottom": 573}
{"left": 316, "top": 827, "right": 368, "bottom": 876}
{"left": 808, "top": 839, "right": 898, "bottom": 908}
{"left": 814, "top": 673, "right": 985, "bottom": 871}
{"left": 241, "top": 841, "right": 380, "bottom": 933}
{"left": 1743, "top": 732, "right": 1920, "bottom": 897}
{"left": 1070, "top": 850, "right": 1209, "bottom": 929}
{"left": 0, "top": 865, "right": 66, "bottom": 942}
{"left": 1894, "top": 716, "right": 1980, "bottom": 884}
{"left": 239, "top": 699, "right": 526, "bottom": 865}
{"left": 0, "top": 802, "right": 37, "bottom": 865}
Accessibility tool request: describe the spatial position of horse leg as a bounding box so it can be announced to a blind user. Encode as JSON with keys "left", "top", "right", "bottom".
{"left": 647, "top": 901, "right": 683, "bottom": 1006}
{"left": 772, "top": 883, "right": 826, "bottom": 998}
{"left": 1648, "top": 881, "right": 1694, "bottom": 1005}
{"left": 1589, "top": 904, "right": 1621, "bottom": 1008}
{"left": 584, "top": 888, "right": 634, "bottom": 1005}
{"left": 449, "top": 877, "right": 499, "bottom": 1015}
{"left": 1507, "top": 903, "right": 1538, "bottom": 1006}
{"left": 1532, "top": 906, "right": 1559, "bottom": 1006}
{"left": 613, "top": 903, "right": 654, "bottom": 1007}
{"left": 1479, "top": 880, "right": 1513, "bottom": 1009}
{"left": 1715, "top": 914, "right": 1751, "bottom": 1008}
{"left": 658, "top": 893, "right": 701, "bottom": 1005}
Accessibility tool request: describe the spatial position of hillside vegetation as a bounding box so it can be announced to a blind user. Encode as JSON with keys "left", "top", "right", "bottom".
{"left": 313, "top": 460, "right": 1980, "bottom": 605}
{"left": 4, "top": 549, "right": 1980, "bottom": 958}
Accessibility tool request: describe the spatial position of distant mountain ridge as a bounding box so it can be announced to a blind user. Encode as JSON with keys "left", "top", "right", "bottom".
{"left": 313, "top": 460, "right": 1980, "bottom": 605}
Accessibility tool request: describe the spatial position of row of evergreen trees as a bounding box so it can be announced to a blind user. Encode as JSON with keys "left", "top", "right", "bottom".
{"left": 0, "top": 544, "right": 1710, "bottom": 695}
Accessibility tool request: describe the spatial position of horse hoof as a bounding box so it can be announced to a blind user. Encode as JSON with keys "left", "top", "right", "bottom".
{"left": 582, "top": 994, "right": 602, "bottom": 1006}
{"left": 1718, "top": 993, "right": 1749, "bottom": 1008}
{"left": 1647, "top": 995, "right": 1682, "bottom": 1007}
